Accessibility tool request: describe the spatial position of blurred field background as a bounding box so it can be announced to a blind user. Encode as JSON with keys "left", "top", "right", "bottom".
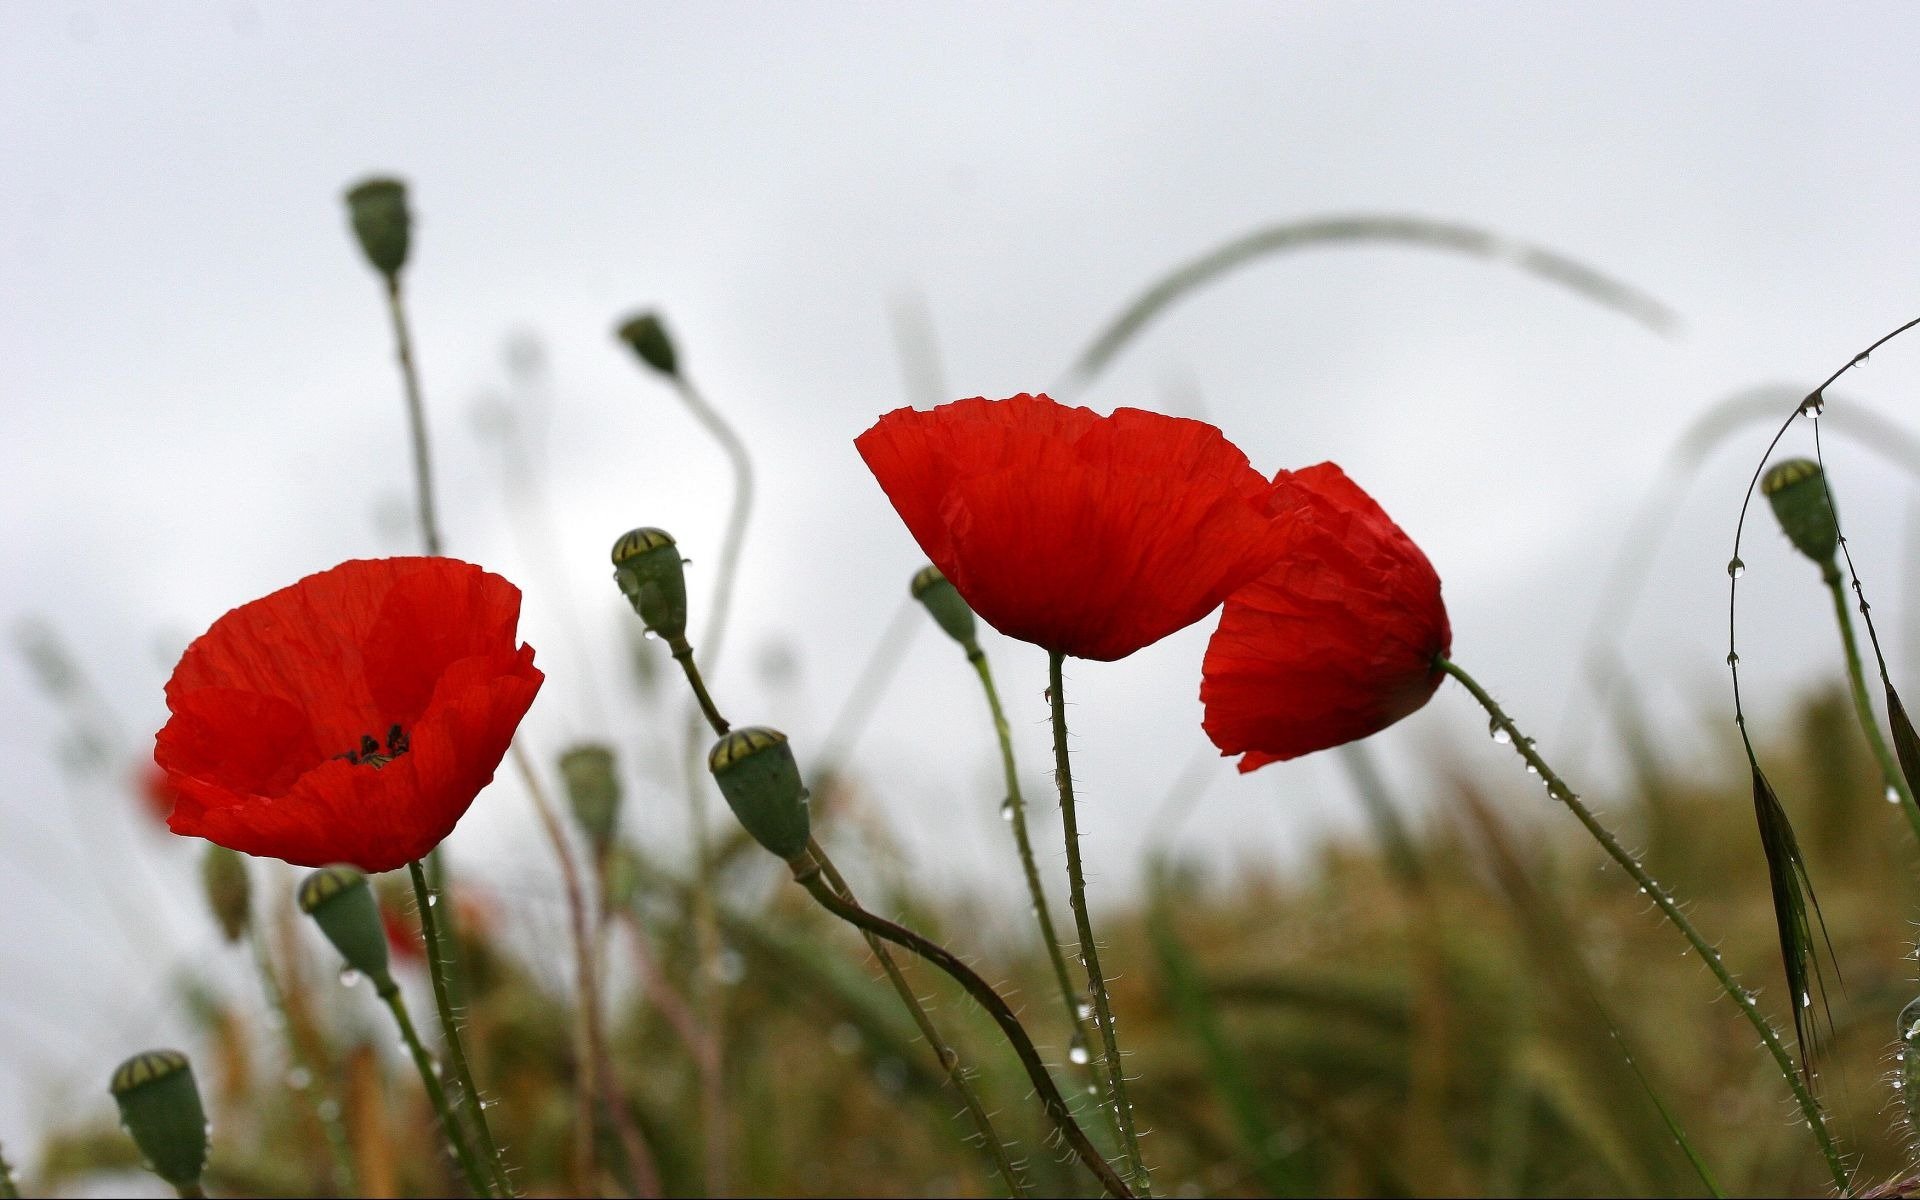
{"left": 8, "top": 4, "right": 1920, "bottom": 1196}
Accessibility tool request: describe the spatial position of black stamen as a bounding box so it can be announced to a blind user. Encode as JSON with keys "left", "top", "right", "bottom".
{"left": 360, "top": 734, "right": 380, "bottom": 758}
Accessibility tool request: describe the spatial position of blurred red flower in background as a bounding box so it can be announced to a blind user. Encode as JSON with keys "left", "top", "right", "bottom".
{"left": 135, "top": 761, "right": 179, "bottom": 825}
{"left": 1202, "top": 463, "right": 1449, "bottom": 771}
{"left": 857, "top": 393, "right": 1296, "bottom": 661}
{"left": 155, "top": 558, "right": 542, "bottom": 872}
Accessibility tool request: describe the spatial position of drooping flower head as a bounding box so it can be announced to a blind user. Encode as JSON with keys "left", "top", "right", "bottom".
{"left": 856, "top": 393, "right": 1295, "bottom": 662}
{"left": 1202, "top": 463, "right": 1449, "bottom": 771}
{"left": 155, "top": 558, "right": 543, "bottom": 872}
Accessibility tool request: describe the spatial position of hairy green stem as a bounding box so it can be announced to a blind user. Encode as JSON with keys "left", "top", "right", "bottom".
{"left": 809, "top": 839, "right": 1030, "bottom": 1198}
{"left": 1437, "top": 656, "right": 1851, "bottom": 1195}
{"left": 792, "top": 851, "right": 1135, "bottom": 1199}
{"left": 1823, "top": 568, "right": 1920, "bottom": 841}
{"left": 249, "top": 927, "right": 357, "bottom": 1195}
{"left": 969, "top": 647, "right": 1100, "bottom": 1075}
{"left": 409, "top": 861, "right": 514, "bottom": 1198}
{"left": 1048, "top": 651, "right": 1151, "bottom": 1191}
{"left": 379, "top": 981, "right": 491, "bottom": 1197}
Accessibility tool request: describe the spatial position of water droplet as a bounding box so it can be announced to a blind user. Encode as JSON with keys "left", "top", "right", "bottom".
{"left": 1801, "top": 394, "right": 1825, "bottom": 420}
{"left": 1890, "top": 786, "right": 1903, "bottom": 805}
{"left": 1488, "top": 717, "right": 1510, "bottom": 745}
{"left": 1727, "top": 557, "right": 1745, "bottom": 579}
{"left": 479, "top": 1098, "right": 498, "bottom": 1110}
{"left": 317, "top": 1098, "right": 341, "bottom": 1120}
{"left": 1067, "top": 1035, "right": 1091, "bottom": 1066}
{"left": 1801, "top": 991, "right": 1813, "bottom": 1009}
{"left": 339, "top": 967, "right": 362, "bottom": 988}
{"left": 999, "top": 798, "right": 1014, "bottom": 822}
{"left": 1086, "top": 1081, "right": 1101, "bottom": 1095}
{"left": 1896, "top": 1079, "right": 1906, "bottom": 1090}
{"left": 1525, "top": 763, "right": 1539, "bottom": 776}
{"left": 1854, "top": 352, "right": 1871, "bottom": 369}
{"left": 426, "top": 894, "right": 440, "bottom": 908}
{"left": 1726, "top": 651, "right": 1740, "bottom": 666}
{"left": 287, "top": 1066, "right": 313, "bottom": 1090}
{"left": 642, "top": 629, "right": 658, "bottom": 641}
{"left": 1075, "top": 1002, "right": 1095, "bottom": 1021}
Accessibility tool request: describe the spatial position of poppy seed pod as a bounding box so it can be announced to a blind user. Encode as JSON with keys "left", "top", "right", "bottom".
{"left": 616, "top": 313, "right": 679, "bottom": 378}
{"left": 298, "top": 865, "right": 396, "bottom": 995}
{"left": 611, "top": 527, "right": 689, "bottom": 644}
{"left": 110, "top": 1050, "right": 208, "bottom": 1193}
{"left": 911, "top": 565, "right": 978, "bottom": 650}
{"left": 199, "top": 844, "right": 252, "bottom": 943}
{"left": 707, "top": 727, "right": 811, "bottom": 860}
{"left": 1762, "top": 458, "right": 1840, "bottom": 570}
{"left": 558, "top": 743, "right": 622, "bottom": 853}
{"left": 344, "top": 177, "right": 411, "bottom": 279}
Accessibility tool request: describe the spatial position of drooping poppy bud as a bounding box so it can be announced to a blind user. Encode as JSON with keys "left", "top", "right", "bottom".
{"left": 199, "top": 844, "right": 251, "bottom": 943}
{"left": 615, "top": 313, "right": 679, "bottom": 378}
{"left": 298, "top": 866, "right": 397, "bottom": 996}
{"left": 611, "top": 527, "right": 689, "bottom": 645}
{"left": 110, "top": 1050, "right": 209, "bottom": 1194}
{"left": 707, "top": 727, "right": 810, "bottom": 861}
{"left": 558, "top": 743, "right": 622, "bottom": 854}
{"left": 1761, "top": 458, "right": 1840, "bottom": 570}
{"left": 910, "top": 565, "right": 978, "bottom": 650}
{"left": 343, "top": 177, "right": 411, "bottom": 279}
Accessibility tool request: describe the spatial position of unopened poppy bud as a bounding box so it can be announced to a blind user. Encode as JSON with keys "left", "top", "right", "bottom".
{"left": 611, "top": 527, "right": 690, "bottom": 644}
{"left": 615, "top": 312, "right": 679, "bottom": 377}
{"left": 1762, "top": 458, "right": 1840, "bottom": 569}
{"left": 707, "top": 727, "right": 810, "bottom": 860}
{"left": 559, "top": 743, "right": 621, "bottom": 854}
{"left": 110, "top": 1050, "right": 208, "bottom": 1193}
{"left": 911, "top": 564, "right": 977, "bottom": 650}
{"left": 298, "top": 866, "right": 396, "bottom": 995}
{"left": 200, "top": 844, "right": 251, "bottom": 943}
{"left": 343, "top": 177, "right": 411, "bottom": 279}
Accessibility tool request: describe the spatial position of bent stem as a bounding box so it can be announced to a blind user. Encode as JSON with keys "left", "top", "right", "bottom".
{"left": 1436, "top": 656, "right": 1851, "bottom": 1195}
{"left": 378, "top": 979, "right": 491, "bottom": 1197}
{"left": 667, "top": 374, "right": 754, "bottom": 672}
{"left": 970, "top": 646, "right": 1100, "bottom": 1075}
{"left": 1823, "top": 568, "right": 1920, "bottom": 842}
{"left": 1048, "top": 651, "right": 1151, "bottom": 1191}
{"left": 249, "top": 926, "right": 357, "bottom": 1195}
{"left": 792, "top": 851, "right": 1135, "bottom": 1199}
{"left": 409, "top": 860, "right": 514, "bottom": 1198}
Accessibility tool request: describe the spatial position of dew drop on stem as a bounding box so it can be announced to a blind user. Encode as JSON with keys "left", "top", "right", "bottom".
{"left": 1067, "top": 1034, "right": 1091, "bottom": 1065}
{"left": 999, "top": 798, "right": 1014, "bottom": 821}
{"left": 1727, "top": 557, "right": 1745, "bottom": 579}
{"left": 1488, "top": 716, "right": 1510, "bottom": 745}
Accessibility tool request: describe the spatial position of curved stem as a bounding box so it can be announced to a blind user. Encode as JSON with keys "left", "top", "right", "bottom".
{"left": 792, "top": 854, "right": 1135, "bottom": 1199}
{"left": 383, "top": 277, "right": 442, "bottom": 556}
{"left": 1823, "top": 569, "right": 1920, "bottom": 841}
{"left": 1437, "top": 656, "right": 1852, "bottom": 1195}
{"left": 1048, "top": 651, "right": 1151, "bottom": 1191}
{"left": 808, "top": 839, "right": 1030, "bottom": 1198}
{"left": 248, "top": 927, "right": 357, "bottom": 1195}
{"left": 969, "top": 647, "right": 1100, "bottom": 1076}
{"left": 409, "top": 861, "right": 514, "bottom": 1198}
{"left": 672, "top": 639, "right": 730, "bottom": 737}
{"left": 668, "top": 374, "right": 753, "bottom": 672}
{"left": 379, "top": 983, "right": 491, "bottom": 1197}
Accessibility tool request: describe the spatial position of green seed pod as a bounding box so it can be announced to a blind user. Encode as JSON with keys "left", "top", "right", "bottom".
{"left": 298, "top": 865, "right": 396, "bottom": 995}
{"left": 910, "top": 564, "right": 978, "bottom": 649}
{"left": 343, "top": 177, "right": 411, "bottom": 279}
{"left": 1761, "top": 458, "right": 1840, "bottom": 568}
{"left": 615, "top": 312, "right": 679, "bottom": 377}
{"left": 110, "top": 1050, "right": 208, "bottom": 1193}
{"left": 559, "top": 743, "right": 622, "bottom": 853}
{"left": 611, "top": 527, "right": 689, "bottom": 644}
{"left": 708, "top": 727, "right": 811, "bottom": 860}
{"left": 199, "top": 844, "right": 251, "bottom": 944}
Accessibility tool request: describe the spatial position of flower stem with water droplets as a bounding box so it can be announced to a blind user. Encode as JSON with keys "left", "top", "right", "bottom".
{"left": 378, "top": 977, "right": 491, "bottom": 1197}
{"left": 1437, "top": 656, "right": 1850, "bottom": 1195}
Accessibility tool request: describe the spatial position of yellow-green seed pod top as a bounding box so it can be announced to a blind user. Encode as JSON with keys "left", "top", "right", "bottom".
{"left": 200, "top": 844, "right": 252, "bottom": 944}
{"left": 559, "top": 743, "right": 622, "bottom": 853}
{"left": 1762, "top": 457, "right": 1840, "bottom": 568}
{"left": 298, "top": 865, "right": 395, "bottom": 995}
{"left": 616, "top": 312, "right": 679, "bottom": 377}
{"left": 707, "top": 727, "right": 811, "bottom": 860}
{"left": 611, "top": 526, "right": 689, "bottom": 643}
{"left": 343, "top": 177, "right": 411, "bottom": 279}
{"left": 110, "top": 1050, "right": 208, "bottom": 1192}
{"left": 910, "top": 564, "right": 978, "bottom": 650}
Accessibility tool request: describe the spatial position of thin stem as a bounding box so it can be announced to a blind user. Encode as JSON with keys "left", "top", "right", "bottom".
{"left": 249, "top": 926, "right": 357, "bottom": 1195}
{"left": 969, "top": 647, "right": 1099, "bottom": 1073}
{"left": 1047, "top": 651, "right": 1151, "bottom": 1191}
{"left": 0, "top": 1139, "right": 19, "bottom": 1200}
{"left": 672, "top": 639, "right": 730, "bottom": 737}
{"left": 808, "top": 839, "right": 1030, "bottom": 1199}
{"left": 1823, "top": 569, "right": 1920, "bottom": 841}
{"left": 379, "top": 983, "right": 491, "bottom": 1198}
{"left": 409, "top": 861, "right": 514, "bottom": 1198}
{"left": 792, "top": 853, "right": 1135, "bottom": 1199}
{"left": 1437, "top": 656, "right": 1852, "bottom": 1195}
{"left": 382, "top": 276, "right": 442, "bottom": 556}
{"left": 668, "top": 374, "right": 753, "bottom": 672}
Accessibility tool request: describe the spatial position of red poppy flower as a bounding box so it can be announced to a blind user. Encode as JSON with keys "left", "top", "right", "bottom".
{"left": 154, "top": 557, "right": 543, "bottom": 872}
{"left": 1201, "top": 463, "right": 1449, "bottom": 771}
{"left": 856, "top": 393, "right": 1296, "bottom": 661}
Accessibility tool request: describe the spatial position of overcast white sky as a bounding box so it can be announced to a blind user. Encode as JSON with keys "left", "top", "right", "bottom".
{"left": 6, "top": 0, "right": 1920, "bottom": 1167}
